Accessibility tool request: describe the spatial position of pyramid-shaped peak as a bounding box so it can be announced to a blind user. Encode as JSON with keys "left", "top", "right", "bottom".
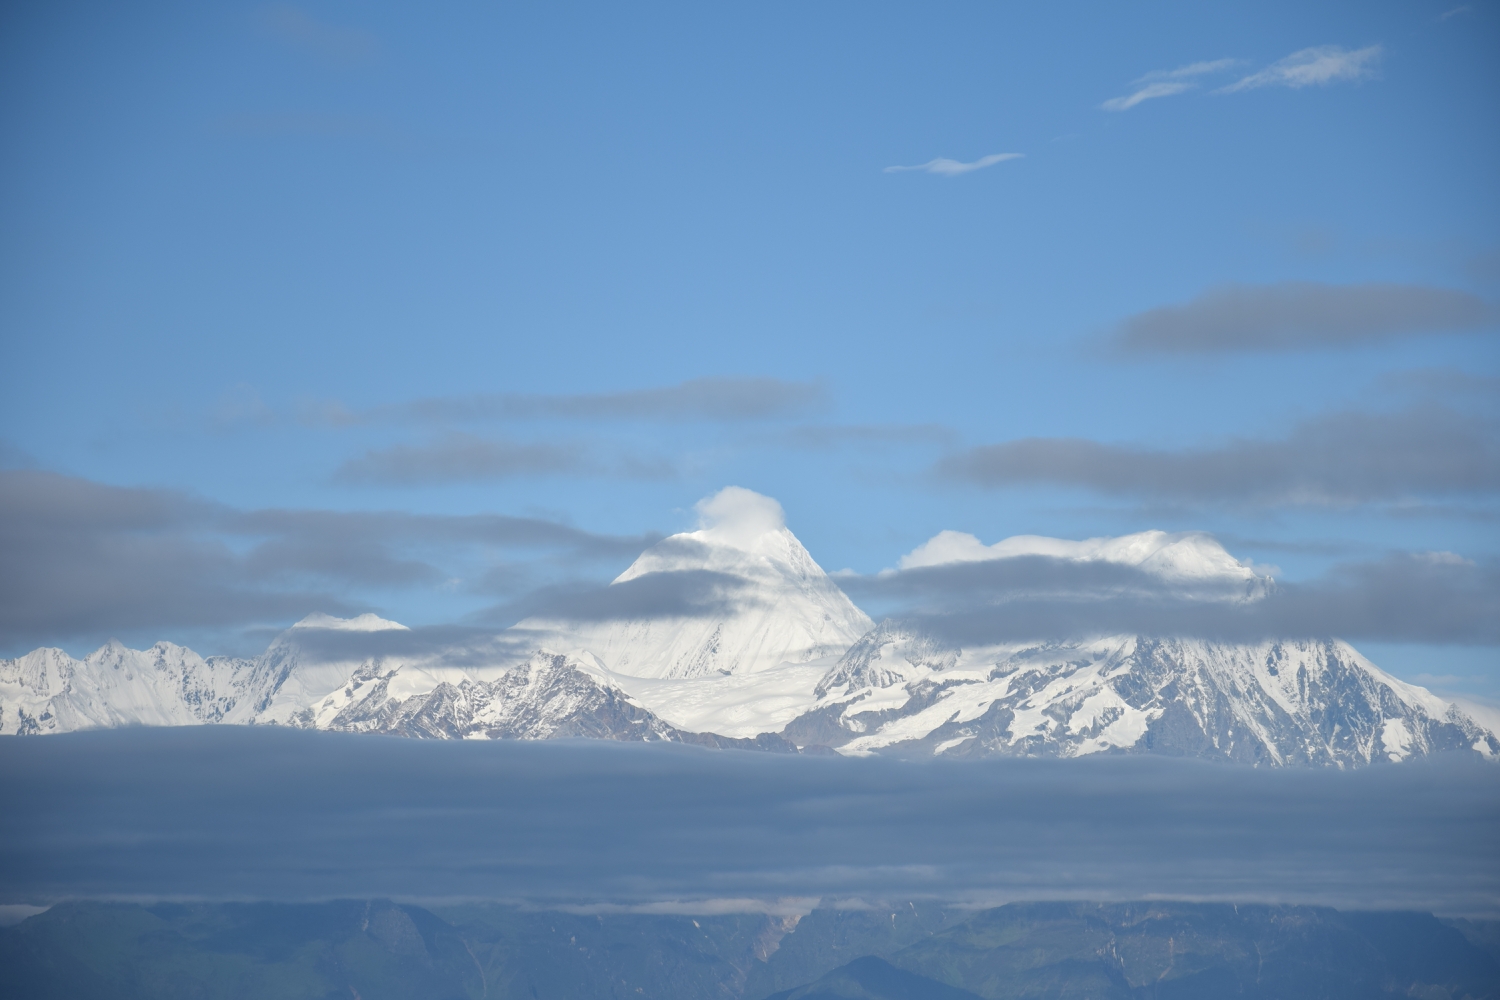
{"left": 521, "top": 487, "right": 872, "bottom": 680}
{"left": 615, "top": 486, "right": 825, "bottom": 584}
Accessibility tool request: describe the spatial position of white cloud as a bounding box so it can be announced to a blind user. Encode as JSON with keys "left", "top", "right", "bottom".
{"left": 1139, "top": 58, "right": 1242, "bottom": 82}
{"left": 1101, "top": 80, "right": 1195, "bottom": 112}
{"left": 897, "top": 528, "right": 1271, "bottom": 600}
{"left": 694, "top": 486, "right": 785, "bottom": 549}
{"left": 884, "top": 153, "right": 1023, "bottom": 176}
{"left": 1101, "top": 58, "right": 1241, "bottom": 111}
{"left": 1219, "top": 45, "right": 1382, "bottom": 93}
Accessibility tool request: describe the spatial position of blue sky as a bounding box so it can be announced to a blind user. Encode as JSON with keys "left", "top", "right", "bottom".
{"left": 1, "top": 1, "right": 1496, "bottom": 693}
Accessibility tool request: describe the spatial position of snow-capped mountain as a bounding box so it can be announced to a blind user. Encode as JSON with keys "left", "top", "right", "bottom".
{"left": 0, "top": 620, "right": 794, "bottom": 750}
{"left": 310, "top": 649, "right": 795, "bottom": 750}
{"left": 0, "top": 640, "right": 257, "bottom": 735}
{"left": 3, "top": 487, "right": 1495, "bottom": 766}
{"left": 788, "top": 624, "right": 1498, "bottom": 765}
{"left": 512, "top": 487, "right": 873, "bottom": 679}
{"left": 249, "top": 612, "right": 417, "bottom": 726}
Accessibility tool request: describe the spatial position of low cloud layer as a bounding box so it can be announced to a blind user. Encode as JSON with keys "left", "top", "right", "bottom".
{"left": 413, "top": 531, "right": 1495, "bottom": 645}
{"left": 936, "top": 406, "right": 1500, "bottom": 506}
{"left": 1113, "top": 282, "right": 1493, "bottom": 353}
{"left": 0, "top": 470, "right": 657, "bottom": 652}
{"left": 10, "top": 468, "right": 1493, "bottom": 655}
{"left": 486, "top": 565, "right": 757, "bottom": 625}
{"left": 1, "top": 728, "right": 1494, "bottom": 914}
{"left": 841, "top": 550, "right": 1500, "bottom": 647}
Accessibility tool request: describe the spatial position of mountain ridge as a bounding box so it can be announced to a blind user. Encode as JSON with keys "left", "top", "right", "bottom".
{"left": 4, "top": 899, "right": 1495, "bottom": 1000}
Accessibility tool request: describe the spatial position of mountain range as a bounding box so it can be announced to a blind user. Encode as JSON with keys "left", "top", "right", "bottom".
{"left": 4, "top": 898, "right": 1496, "bottom": 999}
{"left": 3, "top": 487, "right": 1496, "bottom": 766}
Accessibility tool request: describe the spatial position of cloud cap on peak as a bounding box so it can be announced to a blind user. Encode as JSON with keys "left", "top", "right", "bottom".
{"left": 598, "top": 486, "right": 813, "bottom": 588}
{"left": 693, "top": 487, "right": 787, "bottom": 550}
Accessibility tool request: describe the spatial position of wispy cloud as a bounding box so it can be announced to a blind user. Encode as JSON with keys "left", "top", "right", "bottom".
{"left": 884, "top": 154, "right": 1023, "bottom": 176}
{"left": 210, "top": 383, "right": 275, "bottom": 430}
{"left": 1440, "top": 5, "right": 1472, "bottom": 20}
{"left": 1379, "top": 368, "right": 1500, "bottom": 401}
{"left": 1219, "top": 45, "right": 1382, "bottom": 93}
{"left": 1112, "top": 282, "right": 1495, "bottom": 353}
{"left": 934, "top": 407, "right": 1500, "bottom": 507}
{"left": 301, "top": 377, "right": 829, "bottom": 428}
{"left": 1101, "top": 81, "right": 1195, "bottom": 112}
{"left": 773, "top": 424, "right": 958, "bottom": 450}
{"left": 1105, "top": 48, "right": 1380, "bottom": 110}
{"left": 1101, "top": 58, "right": 1240, "bottom": 111}
{"left": 333, "top": 434, "right": 586, "bottom": 484}
{"left": 332, "top": 433, "right": 674, "bottom": 485}
{"left": 1139, "top": 58, "right": 1243, "bottom": 82}
{"left": 257, "top": 4, "right": 380, "bottom": 65}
